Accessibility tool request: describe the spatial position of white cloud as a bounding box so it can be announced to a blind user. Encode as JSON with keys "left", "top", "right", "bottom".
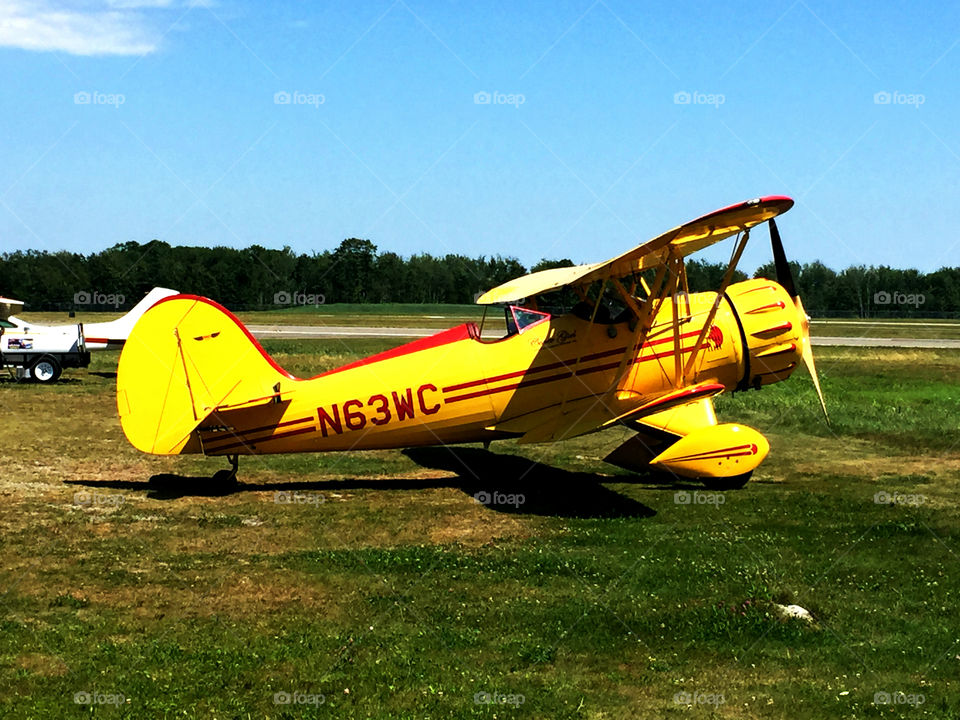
{"left": 0, "top": 0, "right": 164, "bottom": 56}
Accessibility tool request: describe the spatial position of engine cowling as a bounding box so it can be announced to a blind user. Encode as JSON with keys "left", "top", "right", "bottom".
{"left": 725, "top": 279, "right": 804, "bottom": 390}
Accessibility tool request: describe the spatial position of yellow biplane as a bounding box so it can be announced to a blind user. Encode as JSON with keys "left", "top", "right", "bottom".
{"left": 117, "top": 195, "right": 826, "bottom": 488}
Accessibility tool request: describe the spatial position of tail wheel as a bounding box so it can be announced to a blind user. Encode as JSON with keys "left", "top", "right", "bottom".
{"left": 30, "top": 356, "right": 62, "bottom": 384}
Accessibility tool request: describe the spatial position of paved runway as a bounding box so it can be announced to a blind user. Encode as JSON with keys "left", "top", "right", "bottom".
{"left": 810, "top": 336, "right": 960, "bottom": 349}
{"left": 247, "top": 325, "right": 960, "bottom": 349}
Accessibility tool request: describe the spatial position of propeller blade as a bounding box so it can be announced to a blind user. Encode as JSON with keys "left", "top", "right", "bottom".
{"left": 794, "top": 295, "right": 829, "bottom": 423}
{"left": 770, "top": 216, "right": 828, "bottom": 422}
{"left": 769, "top": 218, "right": 797, "bottom": 298}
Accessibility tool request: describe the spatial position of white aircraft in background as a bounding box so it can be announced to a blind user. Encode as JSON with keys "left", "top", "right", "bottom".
{"left": 1, "top": 287, "right": 177, "bottom": 382}
{"left": 3, "top": 287, "right": 178, "bottom": 350}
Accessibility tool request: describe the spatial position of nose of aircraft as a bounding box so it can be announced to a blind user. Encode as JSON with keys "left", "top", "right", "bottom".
{"left": 723, "top": 218, "right": 828, "bottom": 422}
{"left": 725, "top": 278, "right": 804, "bottom": 389}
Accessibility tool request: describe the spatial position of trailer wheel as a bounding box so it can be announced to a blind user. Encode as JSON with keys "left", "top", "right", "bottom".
{"left": 30, "top": 356, "right": 62, "bottom": 383}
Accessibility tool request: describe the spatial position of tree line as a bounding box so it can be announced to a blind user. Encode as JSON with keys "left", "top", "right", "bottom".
{"left": 1, "top": 238, "right": 958, "bottom": 317}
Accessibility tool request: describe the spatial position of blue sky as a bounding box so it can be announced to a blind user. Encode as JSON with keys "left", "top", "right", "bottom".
{"left": 1, "top": 0, "right": 959, "bottom": 273}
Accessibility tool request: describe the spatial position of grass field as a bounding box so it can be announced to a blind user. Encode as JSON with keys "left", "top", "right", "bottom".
{"left": 1, "top": 340, "right": 959, "bottom": 718}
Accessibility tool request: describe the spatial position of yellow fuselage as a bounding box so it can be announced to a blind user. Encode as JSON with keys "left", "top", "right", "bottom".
{"left": 181, "top": 278, "right": 803, "bottom": 457}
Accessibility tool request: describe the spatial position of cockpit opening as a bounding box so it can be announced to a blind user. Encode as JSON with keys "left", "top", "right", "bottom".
{"left": 477, "top": 304, "right": 551, "bottom": 342}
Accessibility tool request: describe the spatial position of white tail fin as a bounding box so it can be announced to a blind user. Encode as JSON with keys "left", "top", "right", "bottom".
{"left": 84, "top": 287, "right": 178, "bottom": 346}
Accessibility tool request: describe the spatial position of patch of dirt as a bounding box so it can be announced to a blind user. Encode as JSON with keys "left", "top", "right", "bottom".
{"left": 166, "top": 523, "right": 321, "bottom": 556}
{"left": 794, "top": 455, "right": 960, "bottom": 481}
{"left": 12, "top": 567, "right": 343, "bottom": 622}
{"left": 15, "top": 653, "right": 69, "bottom": 677}
{"left": 426, "top": 501, "right": 533, "bottom": 547}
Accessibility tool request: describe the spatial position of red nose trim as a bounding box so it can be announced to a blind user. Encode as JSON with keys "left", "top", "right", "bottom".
{"left": 755, "top": 321, "right": 793, "bottom": 335}
{"left": 745, "top": 301, "right": 786, "bottom": 313}
{"left": 738, "top": 284, "right": 778, "bottom": 294}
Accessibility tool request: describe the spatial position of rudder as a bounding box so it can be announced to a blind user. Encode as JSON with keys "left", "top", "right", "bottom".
{"left": 117, "top": 294, "right": 295, "bottom": 455}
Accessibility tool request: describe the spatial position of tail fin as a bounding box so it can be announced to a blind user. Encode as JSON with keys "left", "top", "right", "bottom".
{"left": 117, "top": 294, "right": 295, "bottom": 455}
{"left": 84, "top": 287, "right": 179, "bottom": 344}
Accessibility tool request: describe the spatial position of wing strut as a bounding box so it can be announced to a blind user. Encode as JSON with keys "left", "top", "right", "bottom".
{"left": 681, "top": 229, "right": 750, "bottom": 381}
{"left": 605, "top": 259, "right": 672, "bottom": 395}
{"left": 558, "top": 279, "right": 608, "bottom": 413}
{"left": 668, "top": 255, "right": 685, "bottom": 386}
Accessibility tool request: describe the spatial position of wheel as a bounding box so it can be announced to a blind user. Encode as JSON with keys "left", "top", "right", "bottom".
{"left": 211, "top": 469, "right": 238, "bottom": 487}
{"left": 30, "top": 356, "right": 61, "bottom": 384}
{"left": 700, "top": 471, "right": 753, "bottom": 490}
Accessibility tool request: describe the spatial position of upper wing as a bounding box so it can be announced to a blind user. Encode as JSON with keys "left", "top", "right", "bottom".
{"left": 476, "top": 195, "right": 793, "bottom": 305}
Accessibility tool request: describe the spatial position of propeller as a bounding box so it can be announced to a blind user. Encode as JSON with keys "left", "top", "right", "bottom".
{"left": 769, "top": 218, "right": 829, "bottom": 423}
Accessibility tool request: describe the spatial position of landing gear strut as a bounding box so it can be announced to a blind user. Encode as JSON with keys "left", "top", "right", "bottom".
{"left": 211, "top": 455, "right": 239, "bottom": 486}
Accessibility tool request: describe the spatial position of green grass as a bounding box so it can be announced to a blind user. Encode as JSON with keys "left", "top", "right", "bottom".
{"left": 1, "top": 343, "right": 959, "bottom": 718}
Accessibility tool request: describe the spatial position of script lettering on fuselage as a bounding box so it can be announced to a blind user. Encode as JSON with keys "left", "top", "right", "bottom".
{"left": 316, "top": 384, "right": 441, "bottom": 437}
{"left": 531, "top": 328, "right": 576, "bottom": 349}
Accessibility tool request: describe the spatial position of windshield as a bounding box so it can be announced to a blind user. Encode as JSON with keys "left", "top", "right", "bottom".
{"left": 504, "top": 305, "right": 550, "bottom": 337}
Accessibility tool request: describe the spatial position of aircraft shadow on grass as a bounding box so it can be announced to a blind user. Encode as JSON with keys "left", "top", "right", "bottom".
{"left": 63, "top": 447, "right": 684, "bottom": 519}
{"left": 402, "top": 446, "right": 656, "bottom": 519}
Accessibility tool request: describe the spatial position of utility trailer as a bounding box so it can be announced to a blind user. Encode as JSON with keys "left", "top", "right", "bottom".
{"left": 0, "top": 288, "right": 176, "bottom": 384}
{"left": 0, "top": 319, "right": 91, "bottom": 383}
